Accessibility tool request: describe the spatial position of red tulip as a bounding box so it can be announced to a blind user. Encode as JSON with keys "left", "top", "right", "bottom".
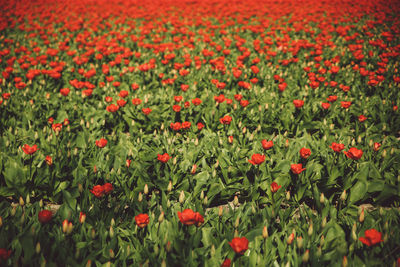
{"left": 248, "top": 153, "right": 265, "bottom": 165}
{"left": 344, "top": 147, "right": 363, "bottom": 160}
{"left": 177, "top": 209, "right": 204, "bottom": 226}
{"left": 157, "top": 153, "right": 170, "bottom": 163}
{"left": 291, "top": 164, "right": 306, "bottom": 174}
{"left": 330, "top": 142, "right": 345, "bottom": 153}
{"left": 135, "top": 213, "right": 150, "bottom": 228}
{"left": 22, "top": 144, "right": 38, "bottom": 155}
{"left": 270, "top": 182, "right": 281, "bottom": 193}
{"left": 229, "top": 237, "right": 249, "bottom": 255}
{"left": 38, "top": 210, "right": 53, "bottom": 224}
{"left": 299, "top": 148, "right": 311, "bottom": 159}
{"left": 95, "top": 138, "right": 107, "bottom": 148}
{"left": 261, "top": 140, "right": 274, "bottom": 150}
{"left": 293, "top": 99, "right": 304, "bottom": 108}
{"left": 359, "top": 229, "right": 383, "bottom": 246}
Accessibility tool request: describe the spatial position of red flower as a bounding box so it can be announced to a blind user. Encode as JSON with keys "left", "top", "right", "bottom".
{"left": 341, "top": 101, "right": 352, "bottom": 109}
{"left": 52, "top": 123, "right": 62, "bottom": 132}
{"left": 197, "top": 122, "right": 204, "bottom": 130}
{"left": 358, "top": 115, "right": 367, "bottom": 122}
{"left": 240, "top": 99, "right": 249, "bottom": 107}
{"left": 90, "top": 185, "right": 105, "bottom": 198}
{"left": 321, "top": 102, "right": 330, "bottom": 109}
{"left": 373, "top": 142, "right": 381, "bottom": 152}
{"left": 22, "top": 144, "right": 38, "bottom": 155}
{"left": 135, "top": 213, "right": 150, "bottom": 228}
{"left": 103, "top": 183, "right": 113, "bottom": 194}
{"left": 248, "top": 154, "right": 265, "bottom": 165}
{"left": 291, "top": 164, "right": 305, "bottom": 174}
{"left": 177, "top": 209, "right": 204, "bottom": 226}
{"left": 359, "top": 229, "right": 383, "bottom": 246}
{"left": 229, "top": 237, "right": 249, "bottom": 255}
{"left": 45, "top": 155, "right": 53, "bottom": 166}
{"left": 174, "top": 96, "right": 183, "bottom": 102}
{"left": 293, "top": 99, "right": 304, "bottom": 108}
{"left": 118, "top": 90, "right": 129, "bottom": 98}
{"left": 182, "top": 121, "right": 191, "bottom": 129}
{"left": 270, "top": 182, "right": 281, "bottom": 193}
{"left": 261, "top": 140, "right": 274, "bottom": 150}
{"left": 330, "top": 142, "right": 345, "bottom": 153}
{"left": 221, "top": 259, "right": 231, "bottom": 267}
{"left": 106, "top": 104, "right": 119, "bottom": 112}
{"left": 0, "top": 248, "right": 11, "bottom": 262}
{"left": 299, "top": 148, "right": 311, "bottom": 159}
{"left": 344, "top": 147, "right": 363, "bottom": 160}
{"left": 170, "top": 122, "right": 182, "bottom": 131}
{"left": 117, "top": 99, "right": 127, "bottom": 107}
{"left": 38, "top": 210, "right": 53, "bottom": 224}
{"left": 172, "top": 105, "right": 181, "bottom": 112}
{"left": 220, "top": 115, "right": 232, "bottom": 125}
{"left": 192, "top": 98, "right": 202, "bottom": 106}
{"left": 157, "top": 153, "right": 170, "bottom": 163}
{"left": 142, "top": 108, "right": 152, "bottom": 115}
{"left": 132, "top": 98, "right": 142, "bottom": 105}
{"left": 234, "top": 94, "right": 243, "bottom": 101}
{"left": 327, "top": 95, "right": 337, "bottom": 102}
{"left": 105, "top": 96, "right": 113, "bottom": 103}
{"left": 60, "top": 88, "right": 70, "bottom": 96}
{"left": 95, "top": 138, "right": 107, "bottom": 148}
{"left": 184, "top": 101, "right": 190, "bottom": 108}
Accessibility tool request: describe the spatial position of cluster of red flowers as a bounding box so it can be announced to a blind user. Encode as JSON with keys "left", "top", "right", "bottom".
{"left": 90, "top": 183, "right": 113, "bottom": 198}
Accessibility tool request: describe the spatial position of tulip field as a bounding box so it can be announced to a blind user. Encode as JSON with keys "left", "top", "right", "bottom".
{"left": 1, "top": 0, "right": 400, "bottom": 266}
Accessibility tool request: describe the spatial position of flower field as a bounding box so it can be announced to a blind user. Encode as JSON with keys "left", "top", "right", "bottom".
{"left": 1, "top": 0, "right": 400, "bottom": 265}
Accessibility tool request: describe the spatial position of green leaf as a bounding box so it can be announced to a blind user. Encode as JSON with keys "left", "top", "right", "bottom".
{"left": 349, "top": 180, "right": 368, "bottom": 203}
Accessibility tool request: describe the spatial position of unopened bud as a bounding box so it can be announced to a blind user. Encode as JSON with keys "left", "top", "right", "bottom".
{"left": 233, "top": 195, "right": 239, "bottom": 206}
{"left": 219, "top": 206, "right": 223, "bottom": 217}
{"left": 302, "top": 249, "right": 309, "bottom": 263}
{"left": 36, "top": 242, "right": 41, "bottom": 254}
{"left": 11, "top": 206, "right": 16, "bottom": 216}
{"left": 167, "top": 181, "right": 173, "bottom": 192}
{"left": 86, "top": 260, "right": 92, "bottom": 267}
{"left": 320, "top": 193, "right": 325, "bottom": 204}
{"left": 19, "top": 196, "right": 25, "bottom": 206}
{"left": 316, "top": 246, "right": 322, "bottom": 257}
{"left": 263, "top": 226, "right": 269, "bottom": 239}
{"left": 109, "top": 249, "right": 115, "bottom": 259}
{"left": 352, "top": 223, "right": 357, "bottom": 241}
{"left": 296, "top": 236, "right": 303, "bottom": 249}
{"left": 286, "top": 191, "right": 290, "bottom": 201}
{"left": 166, "top": 241, "right": 171, "bottom": 252}
{"left": 158, "top": 212, "right": 164, "bottom": 223}
{"left": 203, "top": 196, "right": 208, "bottom": 205}
{"left": 62, "top": 220, "right": 69, "bottom": 233}
{"left": 320, "top": 235, "right": 325, "bottom": 246}
{"left": 67, "top": 222, "right": 73, "bottom": 234}
{"left": 308, "top": 223, "right": 313, "bottom": 236}
{"left": 179, "top": 191, "right": 185, "bottom": 204}
{"left": 173, "top": 157, "right": 177, "bottom": 165}
{"left": 78, "top": 183, "right": 83, "bottom": 193}
{"left": 39, "top": 199, "right": 43, "bottom": 208}
{"left": 322, "top": 217, "right": 327, "bottom": 228}
{"left": 138, "top": 192, "right": 143, "bottom": 202}
{"left": 340, "top": 190, "right": 347, "bottom": 201}
{"left": 359, "top": 208, "right": 364, "bottom": 223}
{"left": 287, "top": 233, "right": 295, "bottom": 245}
{"left": 235, "top": 217, "right": 240, "bottom": 228}
{"left": 0, "top": 216, "right": 2, "bottom": 228}
{"left": 200, "top": 190, "right": 204, "bottom": 200}
{"left": 342, "top": 256, "right": 348, "bottom": 267}
{"left": 91, "top": 228, "right": 96, "bottom": 239}
{"left": 210, "top": 244, "right": 215, "bottom": 257}
{"left": 144, "top": 184, "right": 149, "bottom": 195}
{"left": 109, "top": 226, "right": 114, "bottom": 238}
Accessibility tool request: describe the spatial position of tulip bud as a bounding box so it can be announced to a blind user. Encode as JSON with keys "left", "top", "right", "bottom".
{"left": 382, "top": 149, "right": 387, "bottom": 158}
{"left": 20, "top": 212, "right": 25, "bottom": 224}
{"left": 308, "top": 223, "right": 313, "bottom": 236}
{"left": 91, "top": 228, "right": 96, "bottom": 239}
{"left": 161, "top": 260, "right": 166, "bottom": 267}
{"left": 263, "top": 226, "right": 269, "bottom": 239}
{"left": 41, "top": 258, "right": 46, "bottom": 267}
{"left": 340, "top": 190, "right": 347, "bottom": 201}
{"left": 287, "top": 233, "right": 294, "bottom": 245}
{"left": 302, "top": 249, "right": 309, "bottom": 263}
{"left": 320, "top": 235, "right": 325, "bottom": 246}
{"left": 320, "top": 193, "right": 325, "bottom": 204}
{"left": 191, "top": 164, "right": 197, "bottom": 174}
{"left": 36, "top": 242, "right": 41, "bottom": 254}
{"left": 79, "top": 212, "right": 86, "bottom": 224}
{"left": 173, "top": 157, "right": 177, "bottom": 165}
{"left": 167, "top": 199, "right": 171, "bottom": 208}
{"left": 286, "top": 191, "right": 290, "bottom": 201}
{"left": 144, "top": 184, "right": 149, "bottom": 195}
{"left": 285, "top": 139, "right": 289, "bottom": 147}
{"left": 351, "top": 223, "right": 357, "bottom": 241}
{"left": 218, "top": 206, "right": 223, "bottom": 217}
{"left": 359, "top": 208, "right": 364, "bottom": 223}
{"left": 200, "top": 190, "right": 204, "bottom": 200}
{"left": 296, "top": 236, "right": 303, "bottom": 249}
{"left": 316, "top": 246, "right": 322, "bottom": 257}
{"left": 342, "top": 256, "right": 348, "bottom": 267}
{"left": 167, "top": 181, "right": 173, "bottom": 192}
{"left": 0, "top": 216, "right": 2, "bottom": 228}
{"left": 11, "top": 206, "right": 16, "bottom": 216}
{"left": 158, "top": 212, "right": 164, "bottom": 223}
{"left": 138, "top": 192, "right": 143, "bottom": 202}
{"left": 62, "top": 220, "right": 69, "bottom": 233}
{"left": 203, "top": 196, "right": 208, "bottom": 206}
{"left": 67, "top": 222, "right": 73, "bottom": 235}
{"left": 321, "top": 217, "right": 327, "bottom": 228}
{"left": 179, "top": 191, "right": 185, "bottom": 204}
{"left": 109, "top": 226, "right": 114, "bottom": 238}
{"left": 108, "top": 249, "right": 114, "bottom": 259}
{"left": 166, "top": 241, "right": 171, "bottom": 252}
{"left": 384, "top": 221, "right": 388, "bottom": 231}
{"left": 210, "top": 244, "right": 215, "bottom": 257}
{"left": 233, "top": 195, "right": 239, "bottom": 206}
{"left": 19, "top": 196, "right": 25, "bottom": 206}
